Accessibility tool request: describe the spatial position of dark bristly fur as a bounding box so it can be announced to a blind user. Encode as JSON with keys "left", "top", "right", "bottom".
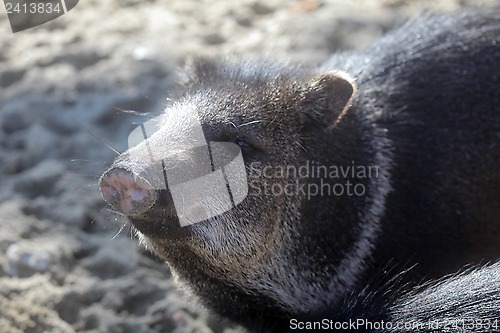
{"left": 290, "top": 263, "right": 500, "bottom": 332}
{"left": 100, "top": 7, "right": 500, "bottom": 333}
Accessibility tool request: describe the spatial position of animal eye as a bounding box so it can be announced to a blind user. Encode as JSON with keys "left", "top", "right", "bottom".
{"left": 236, "top": 138, "right": 252, "bottom": 149}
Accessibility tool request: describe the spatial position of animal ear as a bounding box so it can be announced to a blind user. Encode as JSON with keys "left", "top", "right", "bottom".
{"left": 301, "top": 71, "right": 357, "bottom": 128}
{"left": 180, "top": 56, "right": 220, "bottom": 83}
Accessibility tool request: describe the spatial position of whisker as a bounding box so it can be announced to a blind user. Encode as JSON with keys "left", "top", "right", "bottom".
{"left": 238, "top": 120, "right": 264, "bottom": 128}
{"left": 67, "top": 111, "right": 120, "bottom": 155}
{"left": 111, "top": 221, "right": 127, "bottom": 240}
{"left": 114, "top": 107, "right": 156, "bottom": 119}
{"left": 104, "top": 207, "right": 124, "bottom": 216}
{"left": 229, "top": 121, "right": 239, "bottom": 133}
{"left": 69, "top": 159, "right": 108, "bottom": 165}
{"left": 294, "top": 139, "right": 308, "bottom": 153}
{"left": 70, "top": 184, "right": 101, "bottom": 194}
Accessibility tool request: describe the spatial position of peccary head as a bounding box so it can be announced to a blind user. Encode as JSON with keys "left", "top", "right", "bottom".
{"left": 99, "top": 58, "right": 386, "bottom": 327}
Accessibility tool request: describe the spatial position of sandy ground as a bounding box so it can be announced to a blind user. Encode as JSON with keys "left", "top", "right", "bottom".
{"left": 0, "top": 0, "right": 498, "bottom": 332}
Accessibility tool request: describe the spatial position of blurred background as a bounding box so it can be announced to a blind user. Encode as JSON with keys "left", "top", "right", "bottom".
{"left": 0, "top": 0, "right": 497, "bottom": 332}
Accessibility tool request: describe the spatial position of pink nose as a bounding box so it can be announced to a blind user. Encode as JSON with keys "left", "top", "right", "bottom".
{"left": 99, "top": 168, "right": 158, "bottom": 216}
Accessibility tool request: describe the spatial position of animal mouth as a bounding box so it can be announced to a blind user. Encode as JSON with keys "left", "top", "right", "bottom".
{"left": 126, "top": 200, "right": 194, "bottom": 240}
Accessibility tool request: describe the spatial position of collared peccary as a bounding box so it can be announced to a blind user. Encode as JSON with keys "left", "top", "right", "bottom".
{"left": 99, "top": 7, "right": 500, "bottom": 333}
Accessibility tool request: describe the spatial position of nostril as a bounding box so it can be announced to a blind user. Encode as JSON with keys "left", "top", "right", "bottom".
{"left": 99, "top": 167, "right": 158, "bottom": 216}
{"left": 100, "top": 185, "right": 119, "bottom": 200}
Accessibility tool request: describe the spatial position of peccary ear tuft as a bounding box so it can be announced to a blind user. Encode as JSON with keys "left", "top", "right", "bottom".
{"left": 179, "top": 56, "right": 220, "bottom": 85}
{"left": 301, "top": 71, "right": 357, "bottom": 128}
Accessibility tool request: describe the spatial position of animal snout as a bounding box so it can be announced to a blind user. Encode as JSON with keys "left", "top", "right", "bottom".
{"left": 99, "top": 167, "right": 158, "bottom": 216}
